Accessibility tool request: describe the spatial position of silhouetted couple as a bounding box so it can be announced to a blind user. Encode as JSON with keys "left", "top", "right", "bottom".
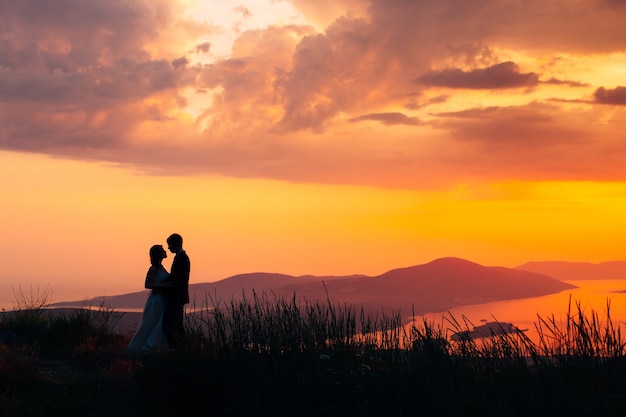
{"left": 127, "top": 233, "right": 190, "bottom": 353}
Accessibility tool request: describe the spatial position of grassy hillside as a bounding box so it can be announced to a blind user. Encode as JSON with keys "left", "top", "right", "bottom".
{"left": 2, "top": 289, "right": 626, "bottom": 416}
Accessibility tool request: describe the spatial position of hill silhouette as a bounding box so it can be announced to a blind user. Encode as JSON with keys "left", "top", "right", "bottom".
{"left": 287, "top": 257, "right": 576, "bottom": 317}
{"left": 52, "top": 257, "right": 576, "bottom": 321}
{"left": 515, "top": 261, "right": 626, "bottom": 280}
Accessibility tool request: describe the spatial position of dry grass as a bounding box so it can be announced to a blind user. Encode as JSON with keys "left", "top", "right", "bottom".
{"left": 2, "top": 288, "right": 626, "bottom": 416}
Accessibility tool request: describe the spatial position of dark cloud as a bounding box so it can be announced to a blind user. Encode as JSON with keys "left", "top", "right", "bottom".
{"left": 601, "top": 0, "right": 626, "bottom": 9}
{"left": 594, "top": 86, "right": 626, "bottom": 105}
{"left": 349, "top": 112, "right": 421, "bottom": 126}
{"left": 0, "top": 59, "right": 195, "bottom": 105}
{"left": 405, "top": 95, "right": 450, "bottom": 110}
{"left": 195, "top": 42, "right": 212, "bottom": 53}
{"left": 415, "top": 102, "right": 626, "bottom": 184}
{"left": 445, "top": 44, "right": 499, "bottom": 67}
{"left": 432, "top": 103, "right": 587, "bottom": 149}
{"left": 172, "top": 56, "right": 190, "bottom": 68}
{"left": 0, "top": 0, "right": 202, "bottom": 152}
{"left": 0, "top": 0, "right": 164, "bottom": 70}
{"left": 542, "top": 78, "right": 588, "bottom": 87}
{"left": 367, "top": 0, "right": 626, "bottom": 54}
{"left": 416, "top": 62, "right": 539, "bottom": 89}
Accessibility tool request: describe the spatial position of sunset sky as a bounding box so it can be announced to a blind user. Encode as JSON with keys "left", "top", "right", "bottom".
{"left": 3, "top": 0, "right": 626, "bottom": 304}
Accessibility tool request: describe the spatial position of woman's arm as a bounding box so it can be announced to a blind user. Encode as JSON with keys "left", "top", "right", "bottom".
{"left": 145, "top": 267, "right": 173, "bottom": 289}
{"left": 148, "top": 281, "right": 173, "bottom": 289}
{"left": 144, "top": 267, "right": 157, "bottom": 289}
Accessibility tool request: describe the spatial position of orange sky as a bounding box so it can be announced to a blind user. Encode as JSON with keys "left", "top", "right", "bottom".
{"left": 2, "top": 0, "right": 626, "bottom": 304}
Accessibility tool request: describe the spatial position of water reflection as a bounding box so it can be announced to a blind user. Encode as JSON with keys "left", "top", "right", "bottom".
{"left": 412, "top": 280, "right": 626, "bottom": 344}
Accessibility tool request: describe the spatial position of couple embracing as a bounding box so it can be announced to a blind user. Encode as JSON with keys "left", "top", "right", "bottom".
{"left": 127, "top": 233, "right": 190, "bottom": 352}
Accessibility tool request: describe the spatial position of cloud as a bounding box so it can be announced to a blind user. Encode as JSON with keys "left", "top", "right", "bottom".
{"left": 273, "top": 16, "right": 386, "bottom": 133}
{"left": 594, "top": 86, "right": 626, "bottom": 105}
{"left": 602, "top": 0, "right": 626, "bottom": 9}
{"left": 416, "top": 62, "right": 539, "bottom": 89}
{"left": 0, "top": 1, "right": 179, "bottom": 69}
{"left": 432, "top": 103, "right": 584, "bottom": 147}
{"left": 288, "top": 0, "right": 369, "bottom": 28}
{"left": 542, "top": 78, "right": 589, "bottom": 88}
{"left": 405, "top": 95, "right": 450, "bottom": 110}
{"left": 195, "top": 42, "right": 212, "bottom": 54}
{"left": 421, "top": 102, "right": 626, "bottom": 183}
{"left": 234, "top": 6, "right": 252, "bottom": 18}
{"left": 0, "top": 0, "right": 203, "bottom": 153}
{"left": 3, "top": 0, "right": 626, "bottom": 188}
{"left": 349, "top": 112, "right": 421, "bottom": 126}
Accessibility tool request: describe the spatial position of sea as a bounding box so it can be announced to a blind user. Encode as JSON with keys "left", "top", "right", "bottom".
{"left": 3, "top": 279, "right": 626, "bottom": 342}
{"left": 413, "top": 279, "right": 626, "bottom": 344}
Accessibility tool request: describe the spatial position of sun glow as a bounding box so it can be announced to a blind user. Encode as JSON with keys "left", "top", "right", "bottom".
{"left": 3, "top": 0, "right": 626, "bottom": 306}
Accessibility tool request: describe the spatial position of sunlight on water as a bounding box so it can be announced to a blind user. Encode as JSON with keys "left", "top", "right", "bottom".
{"left": 4, "top": 280, "right": 626, "bottom": 346}
{"left": 413, "top": 280, "right": 626, "bottom": 344}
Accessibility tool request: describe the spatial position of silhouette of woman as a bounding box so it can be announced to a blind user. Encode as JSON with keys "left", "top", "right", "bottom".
{"left": 127, "top": 244, "right": 172, "bottom": 352}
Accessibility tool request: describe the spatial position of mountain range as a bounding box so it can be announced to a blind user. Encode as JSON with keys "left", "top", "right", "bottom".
{"left": 515, "top": 261, "right": 626, "bottom": 280}
{"left": 52, "top": 257, "right": 577, "bottom": 321}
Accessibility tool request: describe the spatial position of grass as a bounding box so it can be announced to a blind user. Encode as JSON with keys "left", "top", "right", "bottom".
{"left": 2, "top": 288, "right": 626, "bottom": 416}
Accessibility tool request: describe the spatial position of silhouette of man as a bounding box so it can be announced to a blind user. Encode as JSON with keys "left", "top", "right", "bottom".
{"left": 163, "top": 233, "right": 190, "bottom": 347}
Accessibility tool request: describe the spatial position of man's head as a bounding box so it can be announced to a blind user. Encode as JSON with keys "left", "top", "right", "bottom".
{"left": 167, "top": 233, "right": 183, "bottom": 253}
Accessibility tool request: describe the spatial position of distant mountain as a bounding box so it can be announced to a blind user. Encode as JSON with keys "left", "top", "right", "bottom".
{"left": 51, "top": 272, "right": 367, "bottom": 311}
{"left": 290, "top": 257, "right": 577, "bottom": 317}
{"left": 52, "top": 257, "right": 576, "bottom": 320}
{"left": 515, "top": 261, "right": 626, "bottom": 280}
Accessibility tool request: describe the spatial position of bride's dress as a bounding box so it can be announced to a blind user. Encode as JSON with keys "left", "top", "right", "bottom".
{"left": 127, "top": 267, "right": 169, "bottom": 352}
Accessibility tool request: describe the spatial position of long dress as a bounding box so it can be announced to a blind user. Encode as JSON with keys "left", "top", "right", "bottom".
{"left": 127, "top": 266, "right": 169, "bottom": 352}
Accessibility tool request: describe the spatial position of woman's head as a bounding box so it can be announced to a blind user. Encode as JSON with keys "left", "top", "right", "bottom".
{"left": 149, "top": 244, "right": 167, "bottom": 266}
